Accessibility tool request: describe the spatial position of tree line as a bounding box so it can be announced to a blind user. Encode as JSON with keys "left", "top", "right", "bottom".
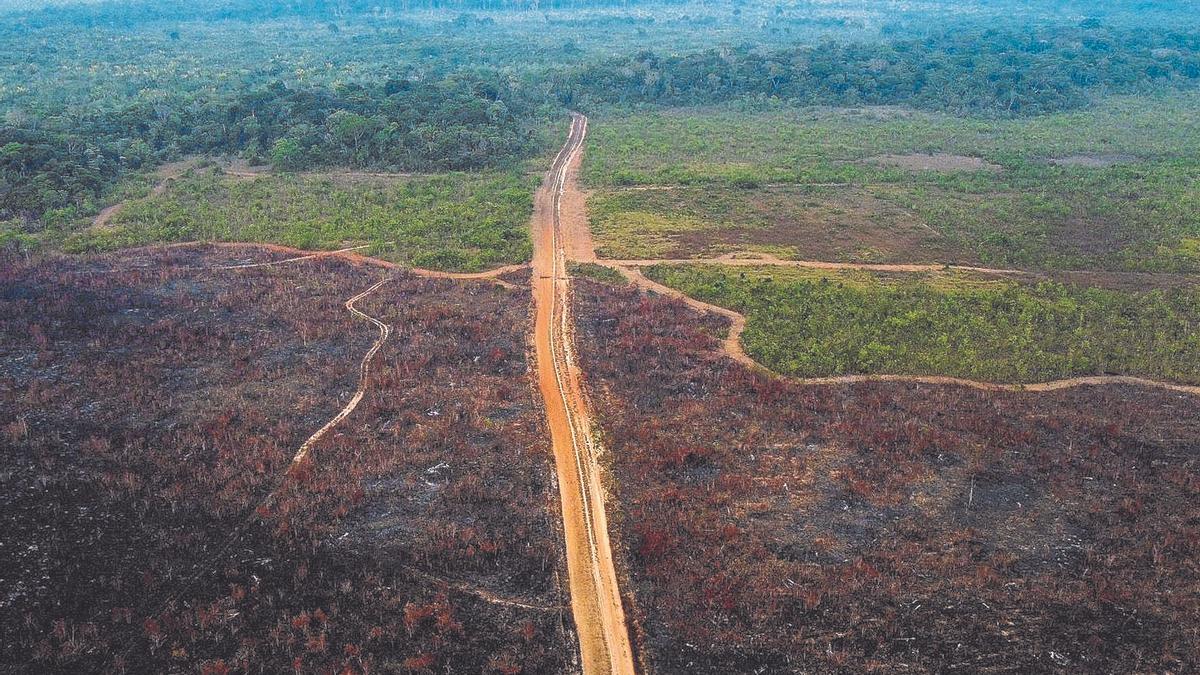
{"left": 556, "top": 25, "right": 1200, "bottom": 114}
{"left": 1, "top": 73, "right": 543, "bottom": 224}
{"left": 3, "top": 21, "right": 1200, "bottom": 229}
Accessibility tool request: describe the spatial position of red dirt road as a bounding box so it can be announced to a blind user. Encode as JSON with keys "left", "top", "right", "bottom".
{"left": 532, "top": 115, "right": 636, "bottom": 675}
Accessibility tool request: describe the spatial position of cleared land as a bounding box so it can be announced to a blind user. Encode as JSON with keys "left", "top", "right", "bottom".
{"left": 584, "top": 93, "right": 1200, "bottom": 272}
{"left": 65, "top": 169, "right": 539, "bottom": 272}
{"left": 0, "top": 246, "right": 573, "bottom": 672}
{"left": 575, "top": 276, "right": 1200, "bottom": 674}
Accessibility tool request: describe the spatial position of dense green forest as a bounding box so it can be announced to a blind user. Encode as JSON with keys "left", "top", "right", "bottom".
{"left": 0, "top": 75, "right": 544, "bottom": 222}
{"left": 558, "top": 27, "right": 1200, "bottom": 113}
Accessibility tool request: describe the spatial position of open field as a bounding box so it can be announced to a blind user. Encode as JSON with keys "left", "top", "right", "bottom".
{"left": 0, "top": 246, "right": 573, "bottom": 672}
{"left": 584, "top": 93, "right": 1200, "bottom": 272}
{"left": 643, "top": 264, "right": 1200, "bottom": 385}
{"left": 62, "top": 169, "right": 538, "bottom": 272}
{"left": 6, "top": 2, "right": 1200, "bottom": 672}
{"left": 588, "top": 184, "right": 963, "bottom": 262}
{"left": 575, "top": 277, "right": 1200, "bottom": 673}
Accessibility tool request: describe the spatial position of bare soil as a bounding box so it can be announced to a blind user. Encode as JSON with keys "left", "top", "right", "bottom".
{"left": 531, "top": 114, "right": 635, "bottom": 675}
{"left": 867, "top": 153, "right": 1002, "bottom": 171}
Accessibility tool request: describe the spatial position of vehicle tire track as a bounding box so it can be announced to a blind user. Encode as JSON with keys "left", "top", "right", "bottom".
{"left": 112, "top": 268, "right": 394, "bottom": 666}
{"left": 283, "top": 275, "right": 393, "bottom": 471}
{"left": 533, "top": 114, "right": 637, "bottom": 675}
{"left": 605, "top": 254, "right": 1198, "bottom": 286}
{"left": 78, "top": 241, "right": 523, "bottom": 288}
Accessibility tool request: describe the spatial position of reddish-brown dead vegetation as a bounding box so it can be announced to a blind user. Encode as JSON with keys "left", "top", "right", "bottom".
{"left": 0, "top": 246, "right": 573, "bottom": 673}
{"left": 575, "top": 278, "right": 1200, "bottom": 674}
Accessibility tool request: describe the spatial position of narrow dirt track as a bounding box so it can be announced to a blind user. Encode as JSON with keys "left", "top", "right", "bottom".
{"left": 89, "top": 160, "right": 198, "bottom": 230}
{"left": 146, "top": 268, "right": 394, "bottom": 635}
{"left": 533, "top": 114, "right": 636, "bottom": 675}
{"left": 606, "top": 254, "right": 1199, "bottom": 287}
{"left": 607, "top": 254, "right": 1024, "bottom": 275}
{"left": 285, "top": 275, "right": 393, "bottom": 471}
{"left": 76, "top": 240, "right": 524, "bottom": 287}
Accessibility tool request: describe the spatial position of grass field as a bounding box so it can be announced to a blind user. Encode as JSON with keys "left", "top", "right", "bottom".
{"left": 646, "top": 264, "right": 1200, "bottom": 384}
{"left": 585, "top": 93, "right": 1200, "bottom": 272}
{"left": 63, "top": 169, "right": 539, "bottom": 272}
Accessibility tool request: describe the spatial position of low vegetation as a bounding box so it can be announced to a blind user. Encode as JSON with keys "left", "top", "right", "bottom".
{"left": 64, "top": 169, "right": 537, "bottom": 272}
{"left": 576, "top": 278, "right": 1200, "bottom": 673}
{"left": 567, "top": 261, "right": 626, "bottom": 285}
{"left": 588, "top": 184, "right": 962, "bottom": 263}
{"left": 0, "top": 247, "right": 572, "bottom": 672}
{"left": 584, "top": 94, "right": 1200, "bottom": 272}
{"left": 647, "top": 264, "right": 1200, "bottom": 384}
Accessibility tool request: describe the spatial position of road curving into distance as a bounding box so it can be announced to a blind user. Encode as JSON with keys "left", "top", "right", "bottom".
{"left": 532, "top": 114, "right": 637, "bottom": 675}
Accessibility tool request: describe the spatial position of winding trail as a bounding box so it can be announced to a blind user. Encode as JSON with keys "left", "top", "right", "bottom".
{"left": 606, "top": 253, "right": 1199, "bottom": 288}
{"left": 285, "top": 275, "right": 393, "bottom": 471}
{"left": 608, "top": 253, "right": 1025, "bottom": 276}
{"left": 89, "top": 160, "right": 199, "bottom": 230}
{"left": 533, "top": 115, "right": 636, "bottom": 675}
{"left": 150, "top": 268, "right": 394, "bottom": 631}
{"left": 75, "top": 240, "right": 524, "bottom": 288}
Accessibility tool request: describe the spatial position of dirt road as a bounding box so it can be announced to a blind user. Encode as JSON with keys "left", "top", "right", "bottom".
{"left": 533, "top": 115, "right": 636, "bottom": 675}
{"left": 89, "top": 160, "right": 200, "bottom": 230}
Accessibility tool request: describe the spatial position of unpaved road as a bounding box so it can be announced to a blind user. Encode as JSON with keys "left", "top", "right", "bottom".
{"left": 89, "top": 160, "right": 199, "bottom": 230}
{"left": 607, "top": 254, "right": 1200, "bottom": 287}
{"left": 533, "top": 114, "right": 636, "bottom": 675}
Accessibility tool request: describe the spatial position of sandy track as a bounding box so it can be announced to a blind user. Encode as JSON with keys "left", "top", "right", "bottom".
{"left": 89, "top": 160, "right": 199, "bottom": 230}
{"left": 607, "top": 264, "right": 1200, "bottom": 397}
{"left": 145, "top": 267, "right": 394, "bottom": 630}
{"left": 533, "top": 115, "right": 636, "bottom": 675}
{"left": 607, "top": 253, "right": 1024, "bottom": 276}
{"left": 284, "top": 275, "right": 393, "bottom": 471}
{"left": 73, "top": 240, "right": 524, "bottom": 287}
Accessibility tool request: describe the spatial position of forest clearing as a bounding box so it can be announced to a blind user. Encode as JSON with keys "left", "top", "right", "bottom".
{"left": 2, "top": 1, "right": 1199, "bottom": 673}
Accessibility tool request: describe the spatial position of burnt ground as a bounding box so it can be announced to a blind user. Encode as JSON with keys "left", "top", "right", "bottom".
{"left": 0, "top": 246, "right": 574, "bottom": 674}
{"left": 574, "top": 278, "right": 1200, "bottom": 674}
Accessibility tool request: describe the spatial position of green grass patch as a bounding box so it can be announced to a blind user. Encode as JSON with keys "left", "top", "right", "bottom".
{"left": 568, "top": 262, "right": 627, "bottom": 285}
{"left": 584, "top": 93, "right": 1200, "bottom": 184}
{"left": 585, "top": 94, "right": 1200, "bottom": 272}
{"left": 64, "top": 169, "right": 538, "bottom": 273}
{"left": 647, "top": 264, "right": 1200, "bottom": 385}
